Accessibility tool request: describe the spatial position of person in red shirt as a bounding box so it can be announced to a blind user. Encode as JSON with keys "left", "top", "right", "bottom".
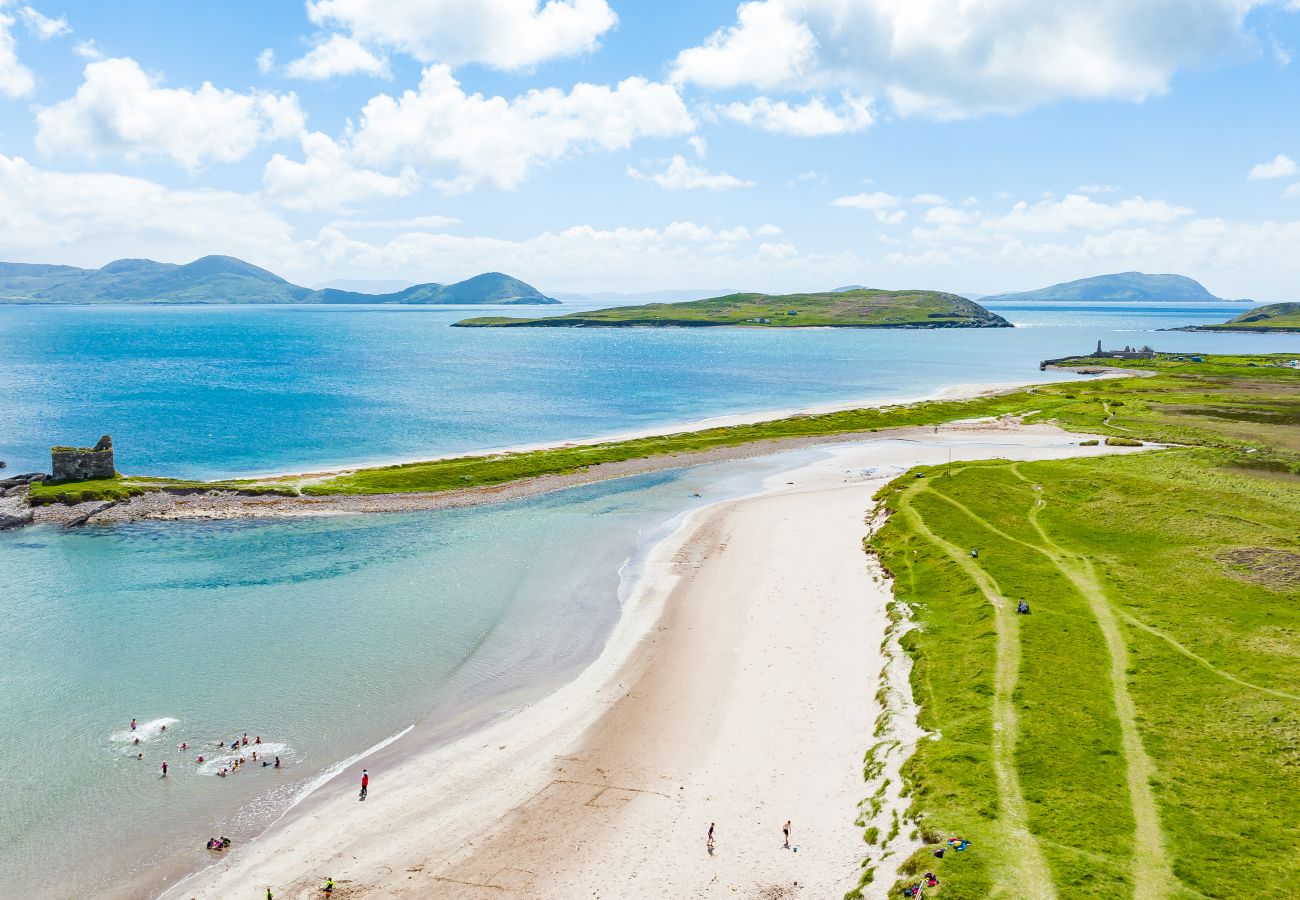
{"left": 359, "top": 769, "right": 368, "bottom": 801}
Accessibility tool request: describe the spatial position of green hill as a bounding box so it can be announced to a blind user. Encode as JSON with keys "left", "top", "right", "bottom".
{"left": 304, "top": 272, "right": 556, "bottom": 305}
{"left": 982, "top": 272, "right": 1221, "bottom": 302}
{"left": 0, "top": 258, "right": 557, "bottom": 305}
{"left": 1190, "top": 301, "right": 1300, "bottom": 332}
{"left": 453, "top": 288, "right": 1011, "bottom": 328}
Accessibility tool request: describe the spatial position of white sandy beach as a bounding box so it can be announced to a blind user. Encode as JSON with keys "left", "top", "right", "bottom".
{"left": 160, "top": 423, "right": 1143, "bottom": 900}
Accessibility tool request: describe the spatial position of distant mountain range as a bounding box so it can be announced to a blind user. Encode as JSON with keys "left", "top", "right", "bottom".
{"left": 980, "top": 272, "right": 1223, "bottom": 303}
{"left": 0, "top": 256, "right": 558, "bottom": 305}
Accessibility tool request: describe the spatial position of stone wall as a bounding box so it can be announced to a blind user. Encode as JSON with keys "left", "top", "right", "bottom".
{"left": 51, "top": 435, "right": 116, "bottom": 482}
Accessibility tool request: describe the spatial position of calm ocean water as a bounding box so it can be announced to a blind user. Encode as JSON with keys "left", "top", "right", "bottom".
{"left": 0, "top": 302, "right": 1297, "bottom": 897}
{"left": 2, "top": 301, "right": 1297, "bottom": 478}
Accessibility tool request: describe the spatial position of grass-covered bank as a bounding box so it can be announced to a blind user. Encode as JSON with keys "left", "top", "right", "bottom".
{"left": 870, "top": 403, "right": 1300, "bottom": 894}
{"left": 27, "top": 353, "right": 1299, "bottom": 504}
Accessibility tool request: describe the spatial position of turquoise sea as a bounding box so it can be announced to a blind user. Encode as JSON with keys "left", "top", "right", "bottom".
{"left": 0, "top": 301, "right": 1298, "bottom": 897}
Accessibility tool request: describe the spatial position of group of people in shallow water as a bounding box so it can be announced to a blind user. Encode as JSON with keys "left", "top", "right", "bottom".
{"left": 128, "top": 720, "right": 282, "bottom": 778}
{"left": 208, "top": 732, "right": 280, "bottom": 778}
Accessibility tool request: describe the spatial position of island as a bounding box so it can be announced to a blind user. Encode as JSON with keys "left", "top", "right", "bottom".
{"left": 980, "top": 271, "right": 1225, "bottom": 303}
{"left": 0, "top": 257, "right": 559, "bottom": 305}
{"left": 1178, "top": 301, "right": 1300, "bottom": 333}
{"left": 451, "top": 288, "right": 1012, "bottom": 328}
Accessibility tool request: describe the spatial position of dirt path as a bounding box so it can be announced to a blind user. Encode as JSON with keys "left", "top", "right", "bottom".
{"left": 897, "top": 486, "right": 1057, "bottom": 899}
{"left": 1009, "top": 464, "right": 1175, "bottom": 900}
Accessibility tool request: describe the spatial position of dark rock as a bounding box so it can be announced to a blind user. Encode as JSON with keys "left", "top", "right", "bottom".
{"left": 0, "top": 509, "right": 34, "bottom": 529}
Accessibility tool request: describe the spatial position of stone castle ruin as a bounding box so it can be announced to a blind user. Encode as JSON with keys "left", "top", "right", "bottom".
{"left": 51, "top": 435, "right": 116, "bottom": 482}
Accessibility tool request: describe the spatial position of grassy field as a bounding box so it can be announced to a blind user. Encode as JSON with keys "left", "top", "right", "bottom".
{"left": 452, "top": 288, "right": 1011, "bottom": 328}
{"left": 869, "top": 357, "right": 1300, "bottom": 898}
{"left": 1193, "top": 301, "right": 1300, "bottom": 333}
{"left": 27, "top": 353, "right": 1299, "bottom": 502}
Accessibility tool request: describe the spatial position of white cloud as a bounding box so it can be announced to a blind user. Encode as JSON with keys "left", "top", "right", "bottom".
{"left": 0, "top": 152, "right": 297, "bottom": 264}
{"left": 257, "top": 48, "right": 276, "bottom": 74}
{"left": 756, "top": 223, "right": 782, "bottom": 235}
{"left": 980, "top": 194, "right": 1193, "bottom": 234}
{"left": 305, "top": 0, "right": 617, "bottom": 71}
{"left": 263, "top": 132, "right": 414, "bottom": 211}
{"left": 0, "top": 8, "right": 34, "bottom": 97}
{"left": 1247, "top": 153, "right": 1296, "bottom": 180}
{"left": 911, "top": 193, "right": 948, "bottom": 205}
{"left": 717, "top": 93, "right": 873, "bottom": 136}
{"left": 344, "top": 65, "right": 693, "bottom": 192}
{"left": 286, "top": 33, "right": 389, "bottom": 80}
{"left": 672, "top": 0, "right": 1267, "bottom": 119}
{"left": 832, "top": 191, "right": 906, "bottom": 224}
{"left": 628, "top": 154, "right": 753, "bottom": 191}
{"left": 1075, "top": 183, "right": 1120, "bottom": 194}
{"left": 832, "top": 191, "right": 898, "bottom": 211}
{"left": 1284, "top": 182, "right": 1300, "bottom": 199}
{"left": 36, "top": 58, "right": 306, "bottom": 169}
{"left": 72, "top": 38, "right": 102, "bottom": 60}
{"left": 687, "top": 135, "right": 707, "bottom": 158}
{"left": 19, "top": 5, "right": 68, "bottom": 40}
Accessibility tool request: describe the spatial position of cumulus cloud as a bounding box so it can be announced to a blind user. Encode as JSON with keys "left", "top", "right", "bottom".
{"left": 0, "top": 152, "right": 297, "bottom": 264}
{"left": 342, "top": 65, "right": 693, "bottom": 192}
{"left": 305, "top": 0, "right": 617, "bottom": 71}
{"left": 687, "top": 135, "right": 707, "bottom": 158}
{"left": 0, "top": 8, "right": 34, "bottom": 97}
{"left": 832, "top": 190, "right": 906, "bottom": 223}
{"left": 1247, "top": 153, "right": 1296, "bottom": 179}
{"left": 36, "top": 58, "right": 305, "bottom": 169}
{"left": 256, "top": 48, "right": 275, "bottom": 74}
{"left": 262, "top": 132, "right": 414, "bottom": 211}
{"left": 72, "top": 38, "right": 102, "bottom": 60}
{"left": 980, "top": 194, "right": 1193, "bottom": 234}
{"left": 19, "top": 5, "right": 68, "bottom": 40}
{"left": 627, "top": 155, "right": 753, "bottom": 191}
{"left": 716, "top": 93, "right": 873, "bottom": 136}
{"left": 286, "top": 33, "right": 389, "bottom": 80}
{"left": 672, "top": 0, "right": 1266, "bottom": 118}
{"left": 910, "top": 193, "right": 948, "bottom": 205}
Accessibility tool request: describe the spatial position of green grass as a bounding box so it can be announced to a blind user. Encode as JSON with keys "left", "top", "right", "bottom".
{"left": 26, "top": 477, "right": 149, "bottom": 505}
{"left": 1195, "top": 301, "right": 1300, "bottom": 332}
{"left": 30, "top": 353, "right": 1300, "bottom": 502}
{"left": 871, "top": 373, "right": 1300, "bottom": 898}
{"left": 452, "top": 288, "right": 1011, "bottom": 328}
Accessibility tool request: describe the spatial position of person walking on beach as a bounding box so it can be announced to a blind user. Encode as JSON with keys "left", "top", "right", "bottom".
{"left": 783, "top": 820, "right": 791, "bottom": 848}
{"left": 265, "top": 889, "right": 273, "bottom": 900}
{"left": 359, "top": 769, "right": 369, "bottom": 801}
{"left": 707, "top": 822, "right": 715, "bottom": 852}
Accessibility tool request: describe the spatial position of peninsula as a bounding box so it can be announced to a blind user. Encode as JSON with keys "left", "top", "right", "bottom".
{"left": 1179, "top": 301, "right": 1300, "bottom": 333}
{"left": 452, "top": 288, "right": 1011, "bottom": 328}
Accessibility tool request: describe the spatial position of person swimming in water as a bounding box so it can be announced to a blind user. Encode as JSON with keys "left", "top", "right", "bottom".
{"left": 242, "top": 733, "right": 249, "bottom": 746}
{"left": 161, "top": 761, "right": 168, "bottom": 776}
{"left": 130, "top": 718, "right": 137, "bottom": 731}
{"left": 274, "top": 756, "right": 281, "bottom": 768}
{"left": 255, "top": 736, "right": 262, "bottom": 745}
{"left": 137, "top": 752, "right": 143, "bottom": 760}
{"left": 179, "top": 742, "right": 187, "bottom": 751}
{"left": 196, "top": 755, "right": 205, "bottom": 763}
{"left": 160, "top": 724, "right": 166, "bottom": 732}
{"left": 133, "top": 737, "right": 141, "bottom": 745}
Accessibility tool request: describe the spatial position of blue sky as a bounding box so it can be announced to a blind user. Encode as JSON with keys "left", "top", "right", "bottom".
{"left": 2, "top": 1, "right": 1300, "bottom": 297}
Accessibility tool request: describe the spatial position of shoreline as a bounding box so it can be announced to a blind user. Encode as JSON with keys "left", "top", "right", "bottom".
{"left": 159, "top": 425, "right": 1146, "bottom": 899}
{"left": 29, "top": 377, "right": 1088, "bottom": 528}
